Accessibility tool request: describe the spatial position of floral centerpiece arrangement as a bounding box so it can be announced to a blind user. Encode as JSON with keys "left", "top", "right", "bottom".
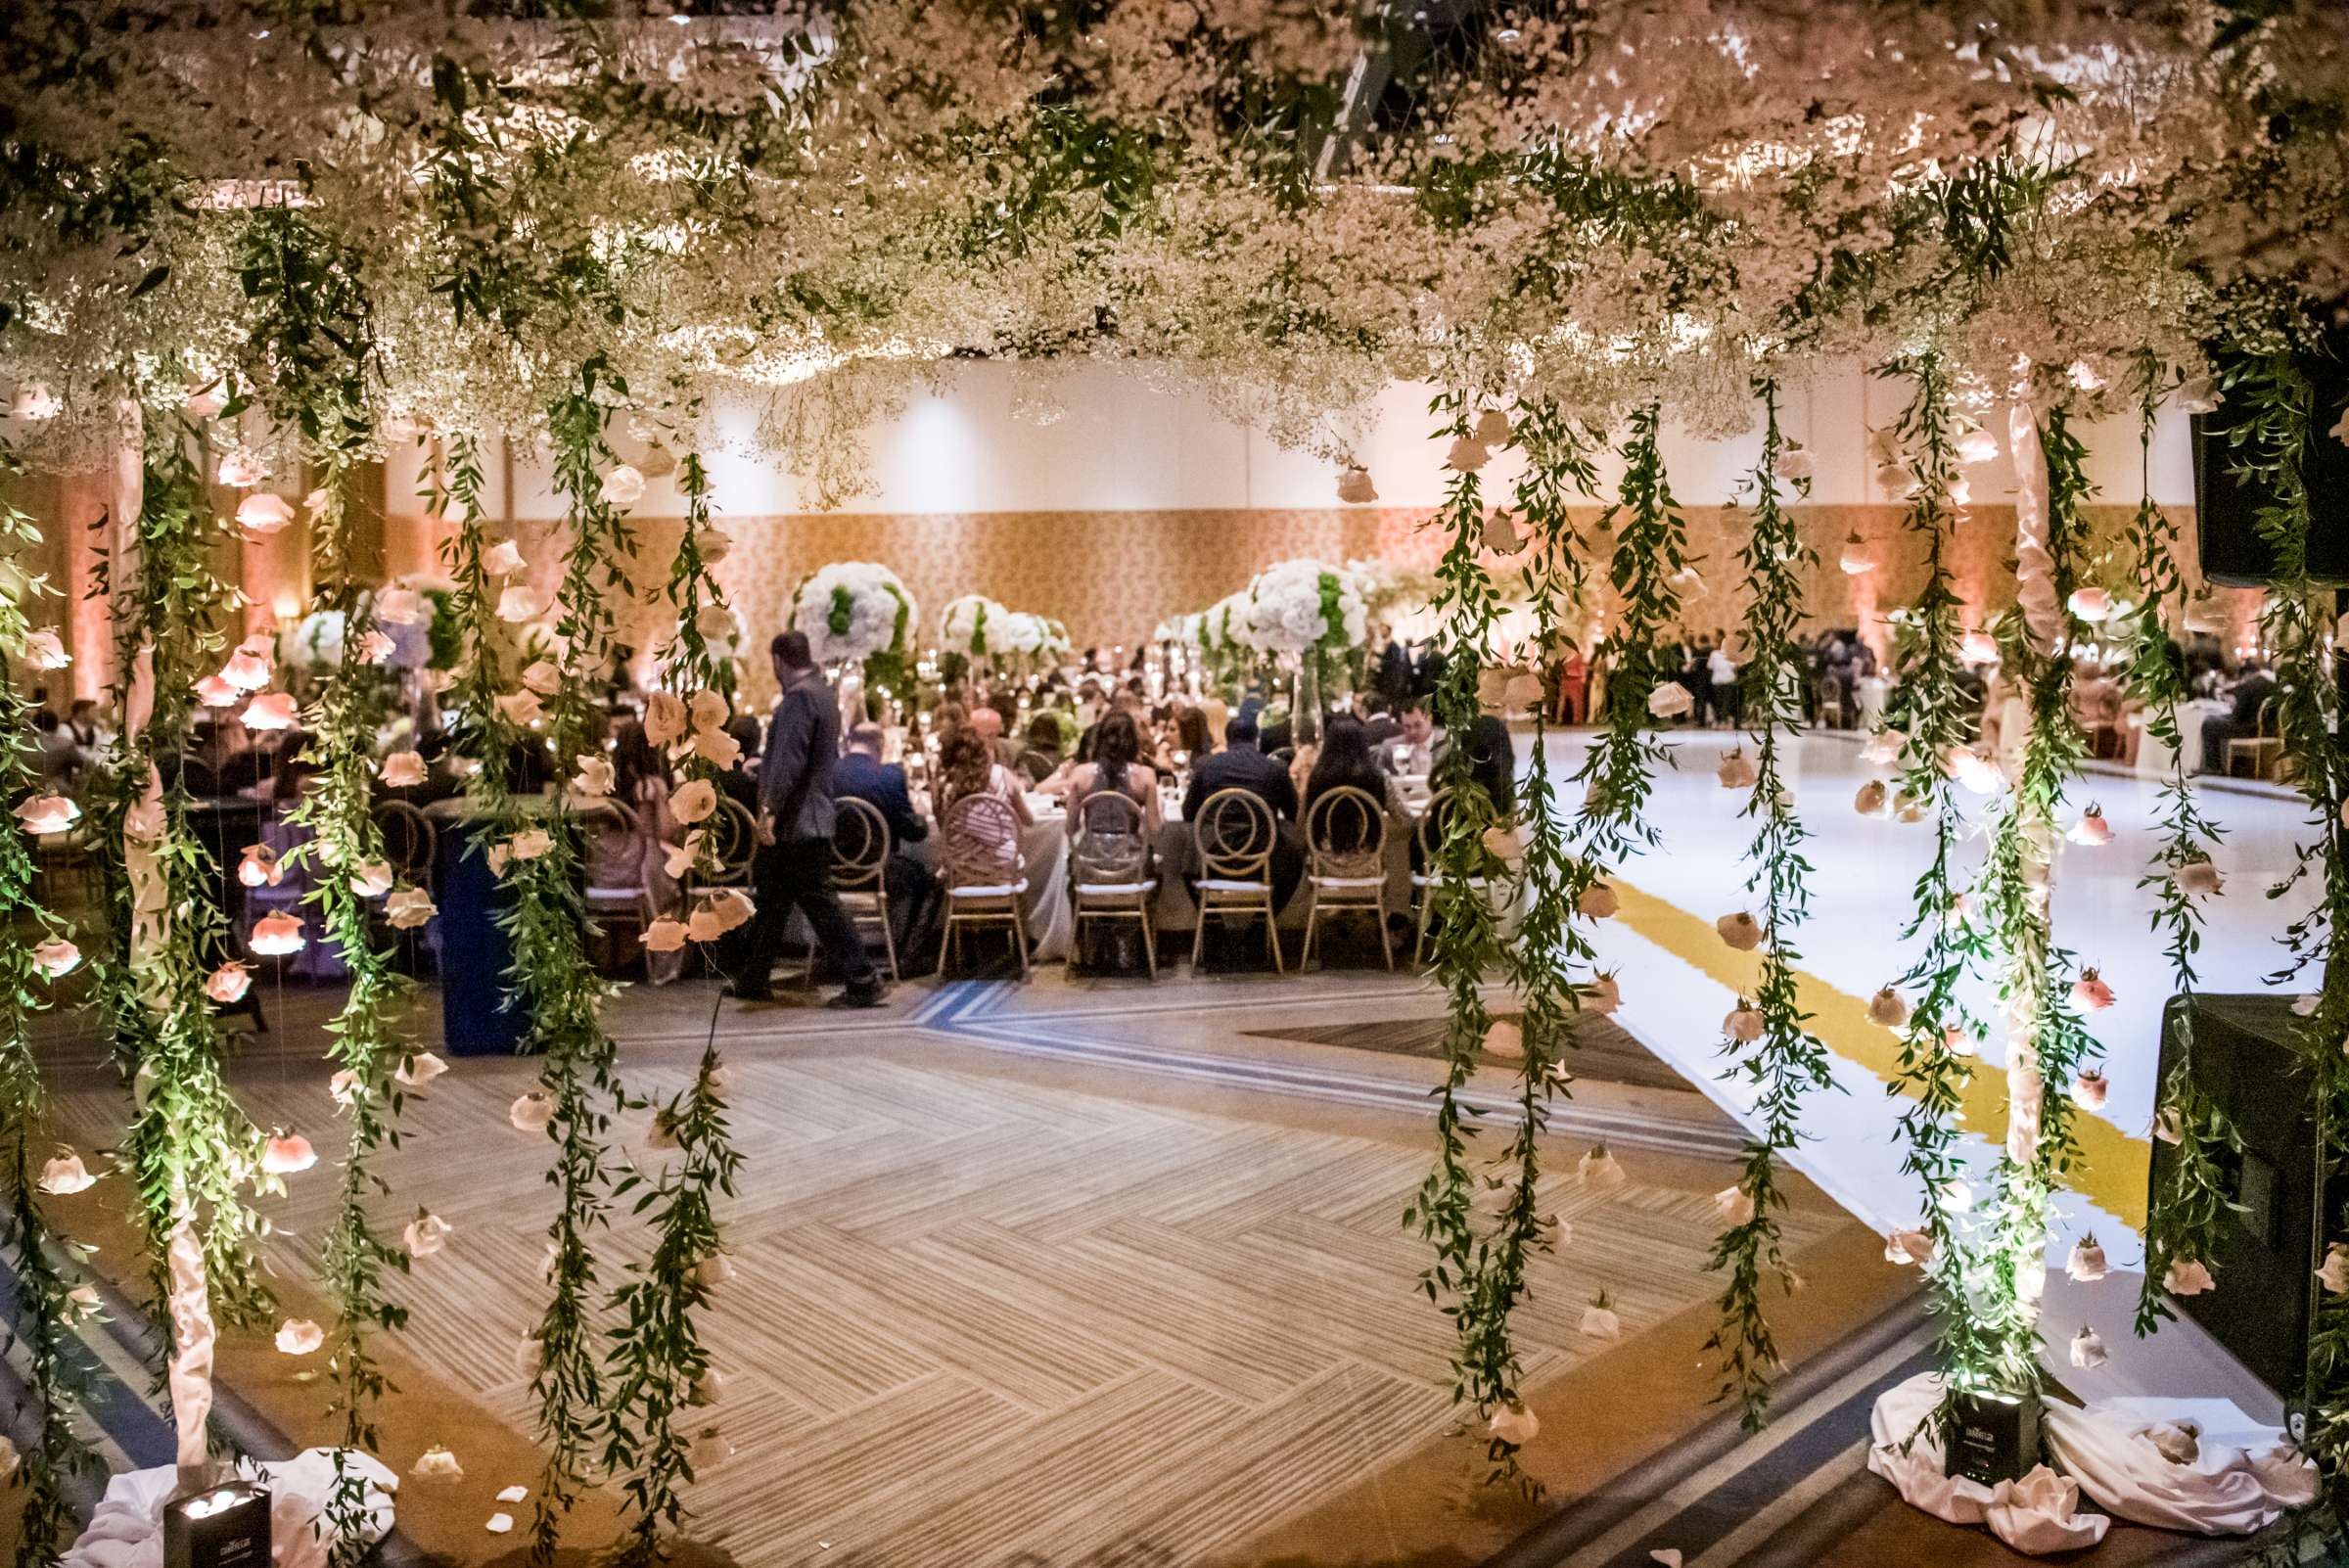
{"left": 789, "top": 561, "right": 917, "bottom": 693}
{"left": 940, "top": 594, "right": 1007, "bottom": 660}
{"left": 1238, "top": 559, "right": 1368, "bottom": 680}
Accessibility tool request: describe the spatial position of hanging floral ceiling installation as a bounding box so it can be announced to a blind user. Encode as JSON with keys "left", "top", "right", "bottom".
{"left": 5, "top": 0, "right": 2349, "bottom": 1560}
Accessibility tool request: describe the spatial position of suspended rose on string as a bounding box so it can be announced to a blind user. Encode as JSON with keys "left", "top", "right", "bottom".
{"left": 38, "top": 1148, "right": 96, "bottom": 1195}
{"left": 386, "top": 888, "right": 437, "bottom": 929}
{"left": 16, "top": 794, "right": 79, "bottom": 834}
{"left": 243, "top": 692, "right": 299, "bottom": 731}
{"left": 251, "top": 911, "right": 306, "bottom": 954}
{"left": 394, "top": 1051, "right": 447, "bottom": 1089}
{"left": 31, "top": 938, "right": 79, "bottom": 978}
{"left": 275, "top": 1318, "right": 325, "bottom": 1356}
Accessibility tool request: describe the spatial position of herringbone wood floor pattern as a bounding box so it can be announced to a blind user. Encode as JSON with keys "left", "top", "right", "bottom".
{"left": 46, "top": 979, "right": 1838, "bottom": 1567}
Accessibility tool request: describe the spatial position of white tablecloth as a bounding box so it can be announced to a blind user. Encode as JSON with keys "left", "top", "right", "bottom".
{"left": 2136, "top": 698, "right": 2228, "bottom": 777}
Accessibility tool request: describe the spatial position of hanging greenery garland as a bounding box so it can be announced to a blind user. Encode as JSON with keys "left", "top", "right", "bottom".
{"left": 430, "top": 419, "right": 621, "bottom": 1563}
{"left": 1405, "top": 386, "right": 1523, "bottom": 1482}
{"left": 1470, "top": 397, "right": 1605, "bottom": 1473}
{"left": 232, "top": 206, "right": 427, "bottom": 1552}
{"left": 1972, "top": 400, "right": 2096, "bottom": 1400}
{"left": 1874, "top": 351, "right": 1995, "bottom": 1434}
{"left": 87, "top": 412, "right": 277, "bottom": 1486}
{"left": 0, "top": 456, "right": 104, "bottom": 1568}
{"left": 2125, "top": 362, "right": 2234, "bottom": 1335}
{"left": 2228, "top": 349, "right": 2349, "bottom": 1494}
{"left": 599, "top": 436, "right": 745, "bottom": 1562}
{"left": 1707, "top": 380, "right": 1832, "bottom": 1429}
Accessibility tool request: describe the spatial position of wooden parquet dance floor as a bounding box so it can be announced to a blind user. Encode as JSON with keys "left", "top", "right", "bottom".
{"left": 42, "top": 970, "right": 1847, "bottom": 1568}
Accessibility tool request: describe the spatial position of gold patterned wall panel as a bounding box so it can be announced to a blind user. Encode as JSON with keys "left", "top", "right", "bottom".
{"left": 350, "top": 500, "right": 2259, "bottom": 708}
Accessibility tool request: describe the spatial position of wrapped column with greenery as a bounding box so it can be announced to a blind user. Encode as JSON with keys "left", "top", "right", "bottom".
{"left": 89, "top": 410, "right": 276, "bottom": 1489}
{"left": 1971, "top": 398, "right": 2096, "bottom": 1399}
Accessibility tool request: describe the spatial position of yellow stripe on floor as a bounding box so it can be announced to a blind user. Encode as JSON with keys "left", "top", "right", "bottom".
{"left": 1610, "top": 880, "right": 2151, "bottom": 1230}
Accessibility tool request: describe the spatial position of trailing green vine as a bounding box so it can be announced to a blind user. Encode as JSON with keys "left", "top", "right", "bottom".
{"left": 2226, "top": 348, "right": 2349, "bottom": 1501}
{"left": 1707, "top": 380, "right": 1832, "bottom": 1429}
{"left": 518, "top": 358, "right": 636, "bottom": 1565}
{"left": 1876, "top": 351, "right": 1995, "bottom": 1438}
{"left": 233, "top": 205, "right": 423, "bottom": 1558}
{"left": 600, "top": 431, "right": 744, "bottom": 1564}
{"left": 0, "top": 452, "right": 104, "bottom": 1568}
{"left": 2126, "top": 361, "right": 2236, "bottom": 1336}
{"left": 1404, "top": 386, "right": 1520, "bottom": 1484}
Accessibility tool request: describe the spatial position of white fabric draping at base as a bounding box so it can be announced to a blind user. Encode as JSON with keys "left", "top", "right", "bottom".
{"left": 2045, "top": 1396, "right": 2317, "bottom": 1536}
{"left": 65, "top": 1450, "right": 396, "bottom": 1568}
{"left": 1869, "top": 1374, "right": 2107, "bottom": 1555}
{"left": 1870, "top": 1372, "right": 2313, "bottom": 1554}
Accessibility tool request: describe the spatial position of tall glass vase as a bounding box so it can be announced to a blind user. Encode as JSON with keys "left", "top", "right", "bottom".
{"left": 1292, "top": 656, "right": 1323, "bottom": 750}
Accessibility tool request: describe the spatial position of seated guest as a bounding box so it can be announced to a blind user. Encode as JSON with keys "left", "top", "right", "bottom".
{"left": 1383, "top": 699, "right": 1447, "bottom": 776}
{"left": 1156, "top": 705, "right": 1214, "bottom": 774}
{"left": 585, "top": 719, "right": 687, "bottom": 984}
{"left": 1358, "top": 694, "right": 1402, "bottom": 749}
{"left": 33, "top": 709, "right": 81, "bottom": 786}
{"left": 2200, "top": 660, "right": 2279, "bottom": 772}
{"left": 718, "top": 714, "right": 762, "bottom": 810}
{"left": 1258, "top": 702, "right": 1294, "bottom": 759}
{"left": 937, "top": 724, "right": 1033, "bottom": 885}
{"left": 836, "top": 723, "right": 928, "bottom": 849}
{"left": 1183, "top": 710, "right": 1297, "bottom": 824}
{"left": 67, "top": 698, "right": 107, "bottom": 750}
{"left": 1014, "top": 713, "right": 1065, "bottom": 785}
{"left": 1457, "top": 713, "right": 1518, "bottom": 817}
{"left": 1303, "top": 716, "right": 1403, "bottom": 846}
{"left": 1067, "top": 710, "right": 1162, "bottom": 824}
{"left": 1182, "top": 709, "right": 1304, "bottom": 918}
{"left": 969, "top": 703, "right": 1019, "bottom": 769}
{"left": 835, "top": 722, "right": 943, "bottom": 970}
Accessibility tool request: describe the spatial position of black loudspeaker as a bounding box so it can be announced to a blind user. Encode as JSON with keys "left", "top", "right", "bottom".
{"left": 2146, "top": 993, "right": 2340, "bottom": 1397}
{"left": 2191, "top": 339, "right": 2349, "bottom": 588}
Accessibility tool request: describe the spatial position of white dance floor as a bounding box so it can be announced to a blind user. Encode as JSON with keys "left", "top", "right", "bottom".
{"left": 1553, "top": 727, "right": 2316, "bottom": 1418}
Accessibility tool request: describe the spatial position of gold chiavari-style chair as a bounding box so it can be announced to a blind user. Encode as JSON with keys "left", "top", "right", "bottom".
{"left": 1302, "top": 784, "right": 1393, "bottom": 971}
{"left": 1410, "top": 787, "right": 1495, "bottom": 966}
{"left": 941, "top": 793, "right": 1032, "bottom": 978}
{"left": 578, "top": 798, "right": 652, "bottom": 962}
{"left": 1069, "top": 790, "right": 1159, "bottom": 976}
{"left": 1189, "top": 787, "right": 1282, "bottom": 974}
{"left": 368, "top": 800, "right": 438, "bottom": 966}
{"left": 2226, "top": 697, "right": 2284, "bottom": 780}
{"left": 819, "top": 795, "right": 898, "bottom": 985}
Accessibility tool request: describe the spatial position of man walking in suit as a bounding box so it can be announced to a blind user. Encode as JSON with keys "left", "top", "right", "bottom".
{"left": 731, "top": 631, "right": 886, "bottom": 1007}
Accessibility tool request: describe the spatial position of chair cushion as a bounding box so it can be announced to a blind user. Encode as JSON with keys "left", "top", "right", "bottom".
{"left": 1197, "top": 878, "right": 1270, "bottom": 893}
{"left": 1311, "top": 875, "right": 1387, "bottom": 890}
{"left": 585, "top": 886, "right": 644, "bottom": 903}
{"left": 1076, "top": 881, "right": 1157, "bottom": 897}
{"left": 948, "top": 880, "right": 1028, "bottom": 899}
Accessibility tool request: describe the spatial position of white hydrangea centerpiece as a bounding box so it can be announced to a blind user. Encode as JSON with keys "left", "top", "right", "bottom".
{"left": 789, "top": 561, "right": 917, "bottom": 683}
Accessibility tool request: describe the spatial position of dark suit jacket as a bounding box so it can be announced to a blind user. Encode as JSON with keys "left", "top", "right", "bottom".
{"left": 832, "top": 751, "right": 928, "bottom": 847}
{"left": 2232, "top": 672, "right": 2278, "bottom": 726}
{"left": 761, "top": 671, "right": 843, "bottom": 840}
{"left": 1182, "top": 742, "right": 1297, "bottom": 823}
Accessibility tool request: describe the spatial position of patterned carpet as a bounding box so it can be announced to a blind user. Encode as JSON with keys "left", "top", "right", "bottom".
{"left": 34, "top": 970, "right": 1845, "bottom": 1566}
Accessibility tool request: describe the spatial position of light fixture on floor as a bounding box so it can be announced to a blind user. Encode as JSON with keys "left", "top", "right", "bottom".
{"left": 162, "top": 1478, "right": 270, "bottom": 1568}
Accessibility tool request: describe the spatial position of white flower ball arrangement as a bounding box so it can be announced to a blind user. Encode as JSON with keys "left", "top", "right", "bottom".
{"left": 283, "top": 609, "right": 346, "bottom": 671}
{"left": 940, "top": 594, "right": 1007, "bottom": 659}
{"left": 1238, "top": 559, "right": 1368, "bottom": 661}
{"left": 788, "top": 562, "right": 917, "bottom": 675}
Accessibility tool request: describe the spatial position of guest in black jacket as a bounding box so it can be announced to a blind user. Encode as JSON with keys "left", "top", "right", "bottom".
{"left": 833, "top": 722, "right": 942, "bottom": 970}
{"left": 1182, "top": 711, "right": 1303, "bottom": 915}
